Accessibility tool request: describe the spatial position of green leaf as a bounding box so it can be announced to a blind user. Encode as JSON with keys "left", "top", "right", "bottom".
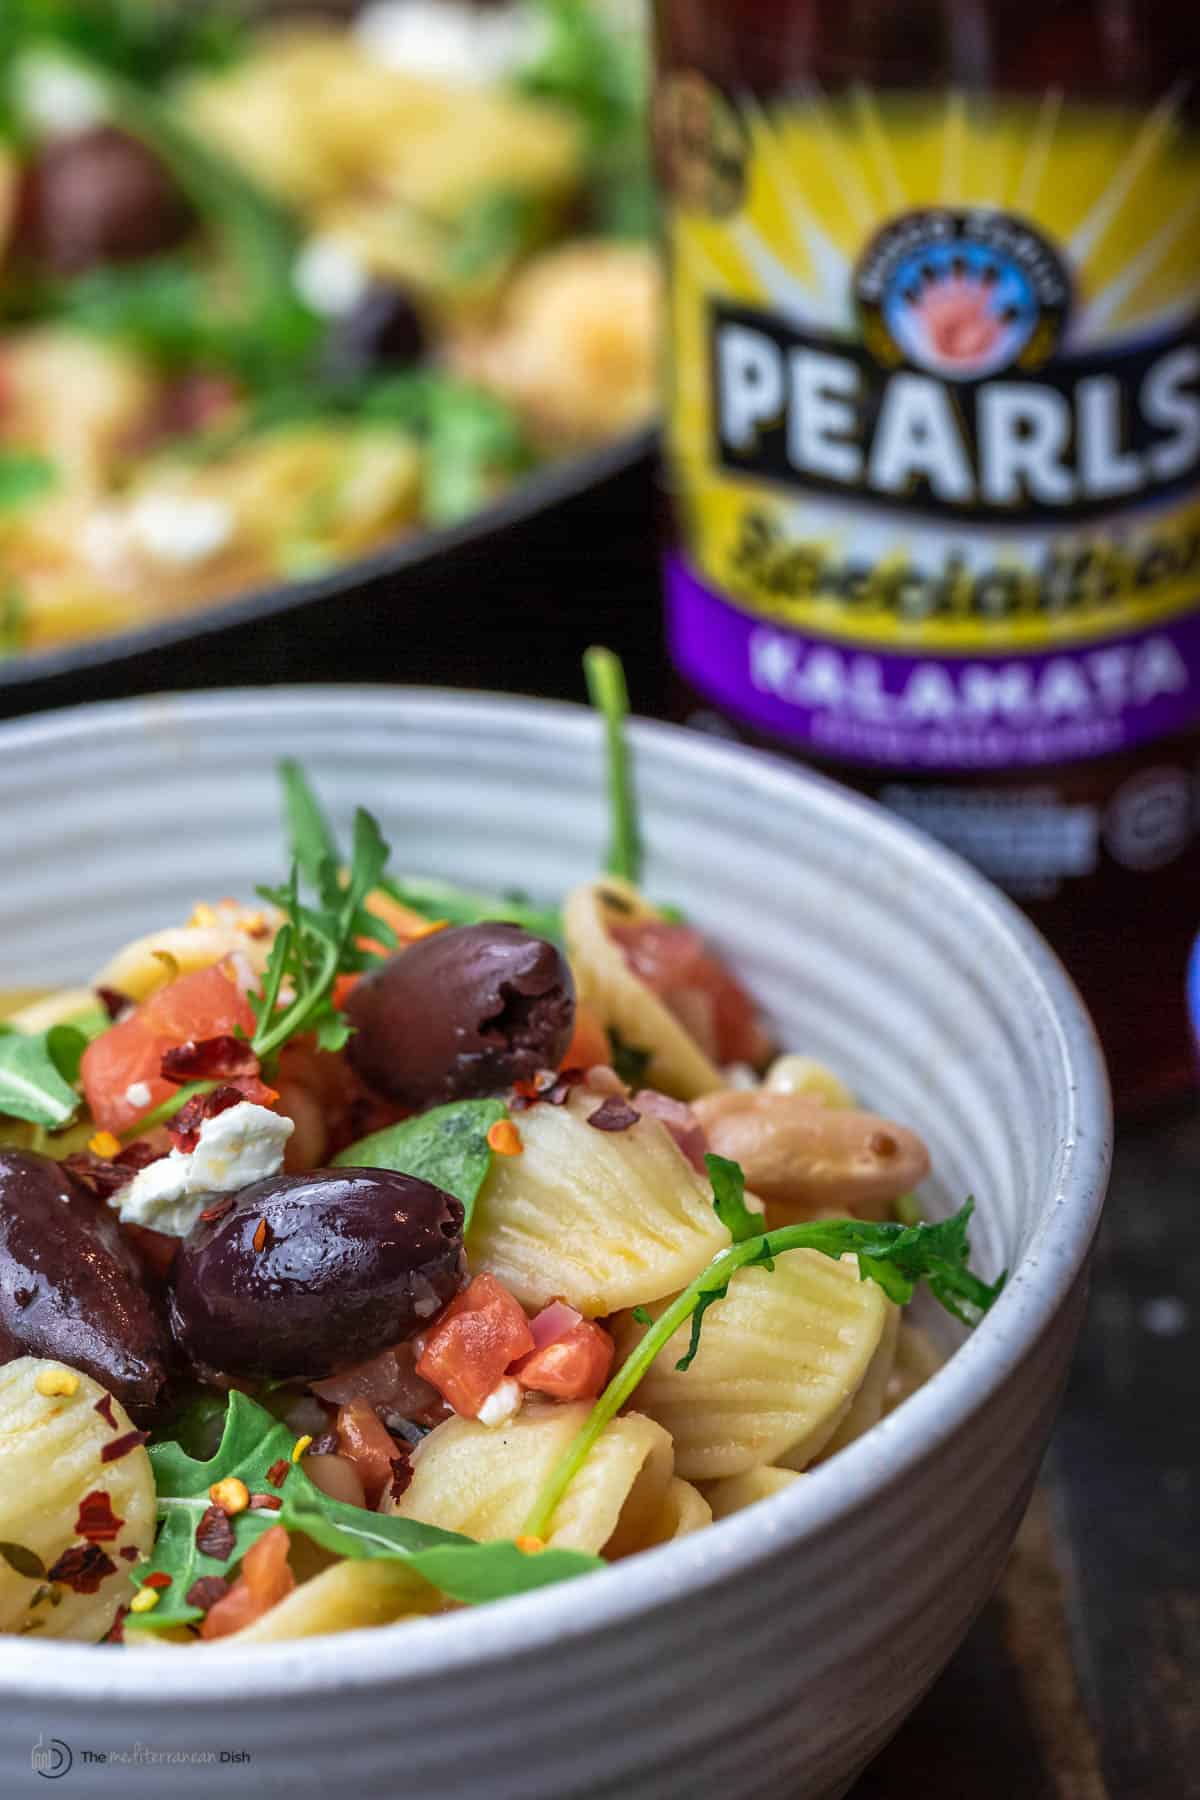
{"left": 282, "top": 1490, "right": 600, "bottom": 1605}
{"left": 521, "top": 1188, "right": 1003, "bottom": 1541}
{"left": 607, "top": 1029, "right": 650, "bottom": 1089}
{"left": 584, "top": 646, "right": 641, "bottom": 887}
{"left": 0, "top": 1027, "right": 83, "bottom": 1128}
{"left": 444, "top": 187, "right": 549, "bottom": 284}
{"left": 423, "top": 384, "right": 532, "bottom": 526}
{"left": 382, "top": 874, "right": 561, "bottom": 942}
{"left": 279, "top": 758, "right": 340, "bottom": 890}
{"left": 0, "top": 586, "right": 26, "bottom": 657}
{"left": 333, "top": 1098, "right": 507, "bottom": 1229}
{"left": 706, "top": 1152, "right": 762, "bottom": 1244}
{"left": 138, "top": 1391, "right": 600, "bottom": 1629}
{"left": 0, "top": 451, "right": 55, "bottom": 512}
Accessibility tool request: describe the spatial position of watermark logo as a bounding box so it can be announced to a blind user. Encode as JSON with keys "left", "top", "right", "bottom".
{"left": 31, "top": 1736, "right": 72, "bottom": 1779}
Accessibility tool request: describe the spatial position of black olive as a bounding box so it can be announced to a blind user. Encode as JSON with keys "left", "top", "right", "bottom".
{"left": 15, "top": 126, "right": 193, "bottom": 275}
{"left": 0, "top": 1150, "right": 171, "bottom": 1417}
{"left": 322, "top": 281, "right": 426, "bottom": 380}
{"left": 169, "top": 1168, "right": 465, "bottom": 1381}
{"left": 345, "top": 922, "right": 575, "bottom": 1108}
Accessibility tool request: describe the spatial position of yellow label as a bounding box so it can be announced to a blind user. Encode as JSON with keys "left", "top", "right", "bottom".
{"left": 663, "top": 84, "right": 1200, "bottom": 655}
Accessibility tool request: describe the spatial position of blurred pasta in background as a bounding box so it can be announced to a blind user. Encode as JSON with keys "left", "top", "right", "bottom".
{"left": 0, "top": 0, "right": 659, "bottom": 654}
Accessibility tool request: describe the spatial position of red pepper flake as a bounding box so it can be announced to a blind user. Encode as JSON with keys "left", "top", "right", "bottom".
{"left": 198, "top": 1195, "right": 235, "bottom": 1225}
{"left": 100, "top": 1429, "right": 149, "bottom": 1465}
{"left": 510, "top": 1068, "right": 584, "bottom": 1112}
{"left": 119, "top": 1545, "right": 140, "bottom": 1563}
{"left": 186, "top": 1575, "right": 231, "bottom": 1614}
{"left": 252, "top": 1216, "right": 271, "bottom": 1254}
{"left": 105, "top": 1604, "right": 129, "bottom": 1644}
{"left": 388, "top": 1453, "right": 413, "bottom": 1502}
{"left": 96, "top": 985, "right": 130, "bottom": 1021}
{"left": 47, "top": 1543, "right": 118, "bottom": 1594}
{"left": 195, "top": 1504, "right": 236, "bottom": 1562}
{"left": 265, "top": 1458, "right": 290, "bottom": 1489}
{"left": 94, "top": 1393, "right": 118, "bottom": 1429}
{"left": 247, "top": 1493, "right": 282, "bottom": 1512}
{"left": 75, "top": 1491, "right": 124, "bottom": 1544}
{"left": 587, "top": 1096, "right": 641, "bottom": 1132}
{"left": 142, "top": 1571, "right": 173, "bottom": 1590}
{"left": 169, "top": 1083, "right": 246, "bottom": 1152}
{"left": 161, "top": 1034, "right": 258, "bottom": 1085}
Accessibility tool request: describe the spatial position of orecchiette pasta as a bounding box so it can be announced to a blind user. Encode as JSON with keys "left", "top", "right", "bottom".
{"left": 612, "top": 1252, "right": 890, "bottom": 1480}
{"left": 563, "top": 877, "right": 724, "bottom": 1098}
{"left": 0, "top": 1359, "right": 155, "bottom": 1641}
{"left": 467, "top": 1086, "right": 729, "bottom": 1316}
{"left": 639, "top": 1477, "right": 713, "bottom": 1547}
{"left": 90, "top": 903, "right": 277, "bottom": 1001}
{"left": 389, "top": 1402, "right": 675, "bottom": 1557}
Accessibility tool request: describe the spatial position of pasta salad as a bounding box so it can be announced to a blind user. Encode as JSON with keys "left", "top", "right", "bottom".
{"left": 0, "top": 654, "right": 1001, "bottom": 1645}
{"left": 0, "top": 0, "right": 655, "bottom": 654}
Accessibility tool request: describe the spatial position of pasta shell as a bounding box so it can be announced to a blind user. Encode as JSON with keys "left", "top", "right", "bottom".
{"left": 91, "top": 905, "right": 276, "bottom": 1002}
{"left": 225, "top": 1559, "right": 445, "bottom": 1644}
{"left": 0, "top": 1358, "right": 155, "bottom": 1642}
{"left": 702, "top": 1466, "right": 803, "bottom": 1521}
{"left": 817, "top": 1299, "right": 901, "bottom": 1460}
{"left": 389, "top": 1400, "right": 674, "bottom": 1557}
{"left": 563, "top": 877, "right": 723, "bottom": 1098}
{"left": 612, "top": 1251, "right": 889, "bottom": 1481}
{"left": 467, "top": 1085, "right": 729, "bottom": 1315}
{"left": 637, "top": 1477, "right": 712, "bottom": 1548}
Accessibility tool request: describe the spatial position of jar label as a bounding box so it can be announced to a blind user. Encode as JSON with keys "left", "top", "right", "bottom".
{"left": 660, "top": 81, "right": 1200, "bottom": 767}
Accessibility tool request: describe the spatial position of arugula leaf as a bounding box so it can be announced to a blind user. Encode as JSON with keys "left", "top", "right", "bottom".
{"left": 333, "top": 1098, "right": 507, "bottom": 1230}
{"left": 0, "top": 1024, "right": 85, "bottom": 1127}
{"left": 279, "top": 757, "right": 340, "bottom": 890}
{"left": 2, "top": 0, "right": 246, "bottom": 90}
{"left": 521, "top": 1185, "right": 1004, "bottom": 1539}
{"left": 137, "top": 1391, "right": 600, "bottom": 1629}
{"left": 382, "top": 875, "right": 562, "bottom": 941}
{"left": 584, "top": 646, "right": 642, "bottom": 887}
{"left": 0, "top": 451, "right": 55, "bottom": 513}
{"left": 251, "top": 807, "right": 390, "bottom": 1065}
{"left": 445, "top": 187, "right": 549, "bottom": 285}
{"left": 706, "top": 1152, "right": 762, "bottom": 1244}
{"left": 606, "top": 1028, "right": 651, "bottom": 1089}
{"left": 423, "top": 383, "right": 532, "bottom": 526}
{"left": 283, "top": 1490, "right": 600, "bottom": 1605}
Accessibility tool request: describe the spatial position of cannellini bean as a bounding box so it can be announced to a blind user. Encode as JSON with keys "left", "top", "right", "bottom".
{"left": 691, "top": 1090, "right": 930, "bottom": 1220}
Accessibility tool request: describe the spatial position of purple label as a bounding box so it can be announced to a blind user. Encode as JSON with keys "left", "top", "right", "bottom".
{"left": 666, "top": 554, "right": 1200, "bottom": 770}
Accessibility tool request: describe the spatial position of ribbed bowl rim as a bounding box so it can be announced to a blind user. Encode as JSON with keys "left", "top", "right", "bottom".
{"left": 0, "top": 686, "right": 1112, "bottom": 1701}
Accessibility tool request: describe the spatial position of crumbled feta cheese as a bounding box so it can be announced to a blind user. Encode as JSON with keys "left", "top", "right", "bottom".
{"left": 354, "top": 1, "right": 542, "bottom": 83}
{"left": 114, "top": 1102, "right": 293, "bottom": 1238}
{"left": 127, "top": 494, "right": 235, "bottom": 568}
{"left": 123, "top": 1081, "right": 153, "bottom": 1110}
{"left": 17, "top": 53, "right": 108, "bottom": 137}
{"left": 476, "top": 1377, "right": 523, "bottom": 1429}
{"left": 293, "top": 235, "right": 371, "bottom": 318}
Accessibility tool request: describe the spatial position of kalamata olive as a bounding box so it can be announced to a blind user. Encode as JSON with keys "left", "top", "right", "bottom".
{"left": 322, "top": 281, "right": 426, "bottom": 380}
{"left": 15, "top": 126, "right": 192, "bottom": 275}
{"left": 345, "top": 922, "right": 575, "bottom": 1107}
{"left": 169, "top": 1168, "right": 466, "bottom": 1381}
{"left": 0, "top": 1150, "right": 171, "bottom": 1417}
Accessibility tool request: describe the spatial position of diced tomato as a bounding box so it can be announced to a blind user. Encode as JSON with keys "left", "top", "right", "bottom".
{"left": 199, "top": 1525, "right": 295, "bottom": 1640}
{"left": 332, "top": 972, "right": 361, "bottom": 1010}
{"left": 513, "top": 1319, "right": 614, "bottom": 1401}
{"left": 415, "top": 1273, "right": 534, "bottom": 1419}
{"left": 81, "top": 962, "right": 259, "bottom": 1134}
{"left": 334, "top": 1398, "right": 400, "bottom": 1508}
{"left": 559, "top": 1002, "right": 609, "bottom": 1073}
{"left": 610, "top": 922, "right": 771, "bottom": 1067}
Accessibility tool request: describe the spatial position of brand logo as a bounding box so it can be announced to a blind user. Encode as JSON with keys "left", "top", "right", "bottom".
{"left": 855, "top": 207, "right": 1071, "bottom": 380}
{"left": 31, "top": 1736, "right": 72, "bottom": 1779}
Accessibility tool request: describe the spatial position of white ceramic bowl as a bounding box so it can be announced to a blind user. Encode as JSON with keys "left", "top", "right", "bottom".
{"left": 0, "top": 690, "right": 1110, "bottom": 1800}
